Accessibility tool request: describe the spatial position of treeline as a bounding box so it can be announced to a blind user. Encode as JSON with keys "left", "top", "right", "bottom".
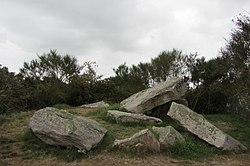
{"left": 0, "top": 14, "right": 249, "bottom": 122}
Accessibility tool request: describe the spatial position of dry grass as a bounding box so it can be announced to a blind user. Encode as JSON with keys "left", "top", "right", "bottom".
{"left": 1, "top": 107, "right": 250, "bottom": 166}
{"left": 2, "top": 151, "right": 250, "bottom": 166}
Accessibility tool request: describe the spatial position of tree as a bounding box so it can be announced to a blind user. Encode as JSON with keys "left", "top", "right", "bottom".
{"left": 0, "top": 65, "right": 25, "bottom": 114}
{"left": 18, "top": 50, "right": 86, "bottom": 109}
{"left": 220, "top": 13, "right": 250, "bottom": 120}
{"left": 149, "top": 49, "right": 195, "bottom": 84}
{"left": 108, "top": 49, "right": 196, "bottom": 102}
{"left": 68, "top": 61, "right": 103, "bottom": 105}
{"left": 221, "top": 13, "right": 250, "bottom": 85}
{"left": 20, "top": 50, "right": 83, "bottom": 83}
{"left": 111, "top": 63, "right": 147, "bottom": 101}
{"left": 150, "top": 50, "right": 176, "bottom": 83}
{"left": 186, "top": 57, "right": 232, "bottom": 113}
{"left": 186, "top": 13, "right": 250, "bottom": 116}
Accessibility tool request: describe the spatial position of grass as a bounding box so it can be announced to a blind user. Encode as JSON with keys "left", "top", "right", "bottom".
{"left": 21, "top": 129, "right": 86, "bottom": 161}
{"left": 0, "top": 114, "right": 10, "bottom": 126}
{"left": 84, "top": 104, "right": 221, "bottom": 160}
{"left": 205, "top": 114, "right": 250, "bottom": 148}
{"left": 166, "top": 114, "right": 250, "bottom": 160}
{"left": 85, "top": 107, "right": 109, "bottom": 119}
{"left": 0, "top": 136, "right": 16, "bottom": 145}
{"left": 85, "top": 103, "right": 125, "bottom": 118}
{"left": 167, "top": 132, "right": 220, "bottom": 160}
{"left": 19, "top": 104, "right": 141, "bottom": 161}
{"left": 1, "top": 105, "right": 250, "bottom": 162}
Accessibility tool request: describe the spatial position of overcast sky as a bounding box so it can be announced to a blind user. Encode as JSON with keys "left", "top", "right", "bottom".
{"left": 0, "top": 0, "right": 249, "bottom": 77}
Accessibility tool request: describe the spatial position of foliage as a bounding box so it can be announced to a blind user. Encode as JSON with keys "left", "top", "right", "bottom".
{"left": 186, "top": 57, "right": 233, "bottom": 113}
{"left": 20, "top": 50, "right": 83, "bottom": 83}
{"left": 0, "top": 13, "right": 249, "bottom": 119}
{"left": 186, "top": 13, "right": 250, "bottom": 116}
{"left": 220, "top": 13, "right": 250, "bottom": 121}
{"left": 0, "top": 65, "right": 26, "bottom": 114}
{"left": 221, "top": 13, "right": 250, "bottom": 83}
{"left": 108, "top": 49, "right": 197, "bottom": 102}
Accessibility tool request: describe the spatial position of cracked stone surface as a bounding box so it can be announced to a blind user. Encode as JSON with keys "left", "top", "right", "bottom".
{"left": 107, "top": 110, "right": 162, "bottom": 124}
{"left": 113, "top": 129, "right": 160, "bottom": 152}
{"left": 121, "top": 77, "right": 187, "bottom": 114}
{"left": 167, "top": 102, "right": 247, "bottom": 151}
{"left": 29, "top": 107, "right": 107, "bottom": 151}
{"left": 152, "top": 126, "right": 185, "bottom": 149}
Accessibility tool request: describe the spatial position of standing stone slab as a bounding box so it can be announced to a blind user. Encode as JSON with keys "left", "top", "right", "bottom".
{"left": 121, "top": 77, "right": 187, "bottom": 114}
{"left": 107, "top": 110, "right": 162, "bottom": 124}
{"left": 167, "top": 102, "right": 247, "bottom": 150}
{"left": 29, "top": 107, "right": 107, "bottom": 151}
{"left": 113, "top": 129, "right": 160, "bottom": 152}
{"left": 152, "top": 126, "right": 185, "bottom": 149}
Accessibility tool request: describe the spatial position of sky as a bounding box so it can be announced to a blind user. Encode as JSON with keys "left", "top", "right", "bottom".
{"left": 0, "top": 0, "right": 249, "bottom": 77}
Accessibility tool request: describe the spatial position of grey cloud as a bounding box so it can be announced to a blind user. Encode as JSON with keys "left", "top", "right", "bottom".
{"left": 0, "top": 0, "right": 249, "bottom": 76}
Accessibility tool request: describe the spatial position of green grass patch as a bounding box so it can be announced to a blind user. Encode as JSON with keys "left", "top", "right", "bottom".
{"left": 205, "top": 114, "right": 250, "bottom": 148}
{"left": 21, "top": 129, "right": 86, "bottom": 162}
{"left": 0, "top": 114, "right": 9, "bottom": 126}
{"left": 0, "top": 136, "right": 16, "bottom": 145}
{"left": 85, "top": 103, "right": 125, "bottom": 120}
{"left": 6, "top": 105, "right": 248, "bottom": 162}
{"left": 107, "top": 103, "right": 127, "bottom": 111}
{"left": 85, "top": 107, "right": 109, "bottom": 120}
{"left": 168, "top": 133, "right": 220, "bottom": 160}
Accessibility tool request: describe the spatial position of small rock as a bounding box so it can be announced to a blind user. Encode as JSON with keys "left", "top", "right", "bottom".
{"left": 152, "top": 126, "right": 185, "bottom": 150}
{"left": 81, "top": 101, "right": 110, "bottom": 108}
{"left": 113, "top": 129, "right": 160, "bottom": 152}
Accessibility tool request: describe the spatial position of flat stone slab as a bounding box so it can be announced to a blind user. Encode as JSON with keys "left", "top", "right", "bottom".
{"left": 113, "top": 129, "right": 160, "bottom": 152}
{"left": 167, "top": 102, "right": 247, "bottom": 151}
{"left": 81, "top": 101, "right": 110, "bottom": 108}
{"left": 152, "top": 126, "right": 185, "bottom": 149}
{"left": 107, "top": 110, "right": 162, "bottom": 124}
{"left": 121, "top": 77, "right": 187, "bottom": 114}
{"left": 29, "top": 107, "right": 107, "bottom": 152}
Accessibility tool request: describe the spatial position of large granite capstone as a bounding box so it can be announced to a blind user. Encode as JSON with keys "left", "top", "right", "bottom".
{"left": 167, "top": 102, "right": 247, "bottom": 151}
{"left": 121, "top": 77, "right": 187, "bottom": 114}
{"left": 29, "top": 107, "right": 107, "bottom": 152}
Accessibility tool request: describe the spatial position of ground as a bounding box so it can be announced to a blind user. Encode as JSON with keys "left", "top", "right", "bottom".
{"left": 1, "top": 107, "right": 250, "bottom": 166}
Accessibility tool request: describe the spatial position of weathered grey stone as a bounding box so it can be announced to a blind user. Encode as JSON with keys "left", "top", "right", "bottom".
{"left": 152, "top": 126, "right": 185, "bottom": 149}
{"left": 107, "top": 110, "right": 162, "bottom": 124}
{"left": 29, "top": 107, "right": 107, "bottom": 151}
{"left": 81, "top": 101, "right": 110, "bottom": 108}
{"left": 121, "top": 77, "right": 187, "bottom": 114}
{"left": 113, "top": 129, "right": 160, "bottom": 152}
{"left": 167, "top": 102, "right": 247, "bottom": 151}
